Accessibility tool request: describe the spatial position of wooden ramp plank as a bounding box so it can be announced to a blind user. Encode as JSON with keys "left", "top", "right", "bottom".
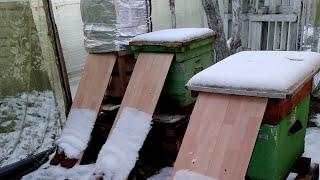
{"left": 72, "top": 53, "right": 116, "bottom": 111}
{"left": 173, "top": 92, "right": 268, "bottom": 180}
{"left": 113, "top": 52, "right": 173, "bottom": 124}
{"left": 51, "top": 53, "right": 116, "bottom": 168}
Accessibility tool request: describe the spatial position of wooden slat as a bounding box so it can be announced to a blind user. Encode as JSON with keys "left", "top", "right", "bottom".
{"left": 112, "top": 52, "right": 173, "bottom": 128}
{"left": 72, "top": 53, "right": 116, "bottom": 111}
{"left": 173, "top": 92, "right": 268, "bottom": 180}
{"left": 54, "top": 54, "right": 116, "bottom": 167}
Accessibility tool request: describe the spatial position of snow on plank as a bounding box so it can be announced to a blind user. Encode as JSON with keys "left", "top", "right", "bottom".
{"left": 56, "top": 54, "right": 116, "bottom": 161}
{"left": 93, "top": 107, "right": 152, "bottom": 180}
{"left": 187, "top": 51, "right": 320, "bottom": 99}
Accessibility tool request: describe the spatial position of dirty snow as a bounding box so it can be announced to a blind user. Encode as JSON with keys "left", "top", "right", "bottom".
{"left": 286, "top": 173, "right": 298, "bottom": 180}
{"left": 173, "top": 170, "right": 217, "bottom": 180}
{"left": 153, "top": 114, "right": 186, "bottom": 124}
{"left": 187, "top": 51, "right": 320, "bottom": 93}
{"left": 287, "top": 123, "right": 320, "bottom": 179}
{"left": 22, "top": 155, "right": 94, "bottom": 180}
{"left": 92, "top": 107, "right": 152, "bottom": 180}
{"left": 148, "top": 167, "right": 173, "bottom": 180}
{"left": 304, "top": 127, "right": 320, "bottom": 164}
{"left": 310, "top": 114, "right": 320, "bottom": 127}
{"left": 131, "top": 28, "right": 214, "bottom": 43}
{"left": 58, "top": 108, "right": 96, "bottom": 159}
{"left": 0, "top": 91, "right": 60, "bottom": 167}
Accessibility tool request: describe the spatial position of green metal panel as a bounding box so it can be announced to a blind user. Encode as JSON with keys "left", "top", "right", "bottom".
{"left": 131, "top": 39, "right": 214, "bottom": 109}
{"left": 247, "top": 95, "right": 310, "bottom": 180}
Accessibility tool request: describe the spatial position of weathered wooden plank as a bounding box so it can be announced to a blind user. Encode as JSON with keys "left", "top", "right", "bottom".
{"left": 172, "top": 92, "right": 267, "bottom": 179}
{"left": 273, "top": 21, "right": 281, "bottom": 50}
{"left": 249, "top": 14, "right": 297, "bottom": 22}
{"left": 250, "top": 21, "right": 262, "bottom": 50}
{"left": 280, "top": 21, "right": 288, "bottom": 50}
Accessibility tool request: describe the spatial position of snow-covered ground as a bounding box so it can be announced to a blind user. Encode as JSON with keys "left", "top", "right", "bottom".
{"left": 0, "top": 91, "right": 61, "bottom": 167}
{"left": 22, "top": 101, "right": 320, "bottom": 179}
{"left": 148, "top": 167, "right": 173, "bottom": 180}
{"left": 287, "top": 115, "right": 320, "bottom": 179}
{"left": 303, "top": 114, "right": 320, "bottom": 166}
{"left": 22, "top": 155, "right": 95, "bottom": 180}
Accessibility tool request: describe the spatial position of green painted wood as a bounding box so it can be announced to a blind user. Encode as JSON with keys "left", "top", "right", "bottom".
{"left": 131, "top": 38, "right": 214, "bottom": 62}
{"left": 247, "top": 95, "right": 310, "bottom": 180}
{"left": 132, "top": 37, "right": 214, "bottom": 109}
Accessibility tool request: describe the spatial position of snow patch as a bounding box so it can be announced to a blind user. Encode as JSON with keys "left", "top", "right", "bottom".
{"left": 0, "top": 91, "right": 59, "bottom": 167}
{"left": 310, "top": 114, "right": 320, "bottom": 127}
{"left": 286, "top": 173, "right": 297, "bottom": 180}
{"left": 58, "top": 108, "right": 96, "bottom": 159}
{"left": 131, "top": 28, "right": 214, "bottom": 43}
{"left": 173, "top": 170, "right": 217, "bottom": 180}
{"left": 187, "top": 51, "right": 320, "bottom": 93}
{"left": 22, "top": 155, "right": 94, "bottom": 180}
{"left": 92, "top": 107, "right": 152, "bottom": 180}
{"left": 303, "top": 128, "right": 320, "bottom": 164}
{"left": 227, "top": 38, "right": 232, "bottom": 49}
{"left": 148, "top": 167, "right": 173, "bottom": 180}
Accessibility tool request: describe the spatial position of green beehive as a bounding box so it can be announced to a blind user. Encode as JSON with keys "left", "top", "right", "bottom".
{"left": 130, "top": 28, "right": 215, "bottom": 109}
{"left": 247, "top": 95, "right": 310, "bottom": 180}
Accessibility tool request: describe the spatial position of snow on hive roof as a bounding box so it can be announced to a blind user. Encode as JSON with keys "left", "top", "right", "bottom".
{"left": 130, "top": 28, "right": 215, "bottom": 47}
{"left": 187, "top": 51, "right": 320, "bottom": 99}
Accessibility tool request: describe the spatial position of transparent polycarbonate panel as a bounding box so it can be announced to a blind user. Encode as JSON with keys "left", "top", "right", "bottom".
{"left": 0, "top": 0, "right": 67, "bottom": 167}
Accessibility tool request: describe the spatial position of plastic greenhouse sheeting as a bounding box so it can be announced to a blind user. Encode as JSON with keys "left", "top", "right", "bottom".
{"left": 0, "top": 0, "right": 67, "bottom": 167}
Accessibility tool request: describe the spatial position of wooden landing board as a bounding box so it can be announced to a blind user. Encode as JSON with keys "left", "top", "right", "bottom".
{"left": 172, "top": 92, "right": 268, "bottom": 180}
{"left": 72, "top": 53, "right": 116, "bottom": 111}
{"left": 112, "top": 53, "right": 173, "bottom": 125}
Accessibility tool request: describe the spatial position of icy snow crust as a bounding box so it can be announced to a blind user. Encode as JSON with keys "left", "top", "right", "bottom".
{"left": 58, "top": 108, "right": 96, "bottom": 159}
{"left": 174, "top": 170, "right": 217, "bottom": 180}
{"left": 187, "top": 51, "right": 320, "bottom": 97}
{"left": 22, "top": 109, "right": 320, "bottom": 179}
{"left": 148, "top": 167, "right": 173, "bottom": 180}
{"left": 92, "top": 107, "right": 152, "bottom": 180}
{"left": 304, "top": 127, "right": 320, "bottom": 164}
{"left": 131, "top": 28, "right": 214, "bottom": 43}
{"left": 22, "top": 155, "right": 95, "bottom": 180}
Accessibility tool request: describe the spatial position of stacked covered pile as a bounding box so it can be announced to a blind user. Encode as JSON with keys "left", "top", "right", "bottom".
{"left": 80, "top": 0, "right": 150, "bottom": 53}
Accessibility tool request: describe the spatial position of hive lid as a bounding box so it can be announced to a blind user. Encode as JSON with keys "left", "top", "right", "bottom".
{"left": 130, "top": 28, "right": 215, "bottom": 47}
{"left": 187, "top": 51, "right": 320, "bottom": 99}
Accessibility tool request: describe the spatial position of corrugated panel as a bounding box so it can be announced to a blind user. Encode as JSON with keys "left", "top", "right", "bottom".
{"left": 151, "top": 0, "right": 208, "bottom": 30}
{"left": 151, "top": 0, "right": 172, "bottom": 30}
{"left": 175, "top": 0, "right": 207, "bottom": 28}
{"left": 51, "top": 0, "right": 86, "bottom": 85}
